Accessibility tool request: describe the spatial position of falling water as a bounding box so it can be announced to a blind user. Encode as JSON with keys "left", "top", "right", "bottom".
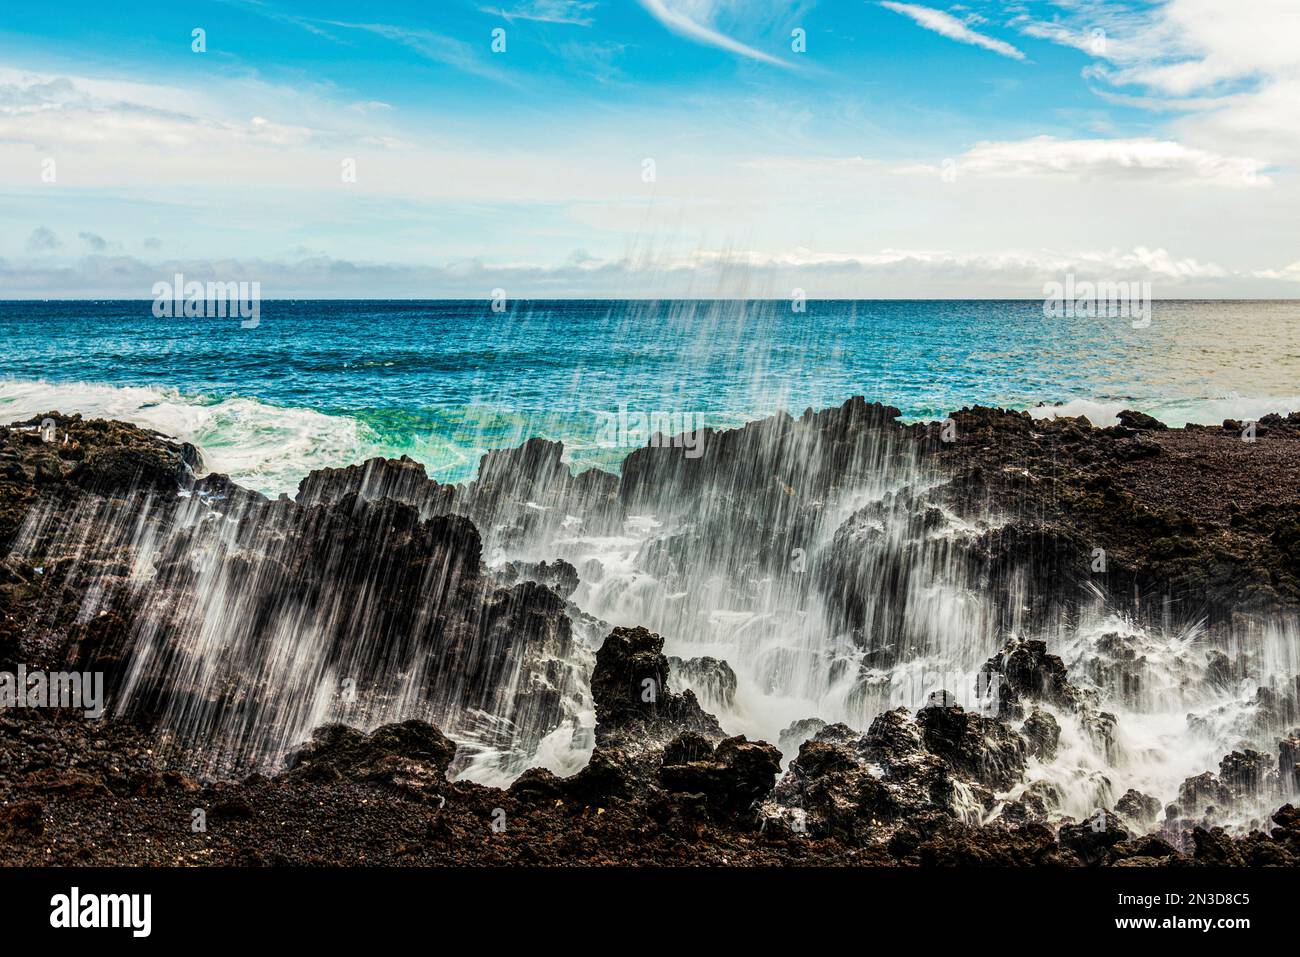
{"left": 4, "top": 298, "right": 1298, "bottom": 834}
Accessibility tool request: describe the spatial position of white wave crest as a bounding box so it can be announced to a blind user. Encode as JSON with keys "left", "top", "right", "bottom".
{"left": 1027, "top": 394, "right": 1300, "bottom": 428}
{"left": 0, "top": 378, "right": 377, "bottom": 496}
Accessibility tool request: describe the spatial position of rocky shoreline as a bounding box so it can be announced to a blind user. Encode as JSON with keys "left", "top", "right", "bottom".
{"left": 2, "top": 400, "right": 1299, "bottom": 866}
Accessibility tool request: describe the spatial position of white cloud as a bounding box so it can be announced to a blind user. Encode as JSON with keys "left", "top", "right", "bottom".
{"left": 0, "top": 70, "right": 315, "bottom": 151}
{"left": 1, "top": 243, "right": 1285, "bottom": 300}
{"left": 1012, "top": 0, "right": 1300, "bottom": 162}
{"left": 757, "top": 136, "right": 1271, "bottom": 188}
{"left": 637, "top": 0, "right": 794, "bottom": 67}
{"left": 689, "top": 244, "right": 1231, "bottom": 281}
{"left": 931, "top": 135, "right": 1271, "bottom": 188}
{"left": 1094, "top": 0, "right": 1300, "bottom": 94}
{"left": 881, "top": 2, "right": 1026, "bottom": 61}
{"left": 1252, "top": 259, "right": 1300, "bottom": 282}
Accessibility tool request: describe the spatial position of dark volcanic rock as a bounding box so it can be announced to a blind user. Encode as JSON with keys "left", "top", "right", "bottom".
{"left": 590, "top": 626, "right": 723, "bottom": 750}
{"left": 1218, "top": 749, "right": 1275, "bottom": 801}
{"left": 667, "top": 655, "right": 738, "bottom": 710}
{"left": 0, "top": 799, "right": 45, "bottom": 840}
{"left": 2, "top": 413, "right": 586, "bottom": 772}
{"left": 761, "top": 737, "right": 901, "bottom": 843}
{"left": 1110, "top": 833, "right": 1178, "bottom": 863}
{"left": 1115, "top": 788, "right": 1162, "bottom": 825}
{"left": 461, "top": 437, "right": 623, "bottom": 544}
{"left": 658, "top": 735, "right": 782, "bottom": 821}
{"left": 1178, "top": 772, "right": 1233, "bottom": 817}
{"left": 762, "top": 701, "right": 1032, "bottom": 844}
{"left": 916, "top": 698, "right": 1027, "bottom": 791}
{"left": 1116, "top": 410, "right": 1168, "bottom": 431}
{"left": 498, "top": 559, "right": 580, "bottom": 599}
{"left": 778, "top": 717, "right": 828, "bottom": 757}
{"left": 295, "top": 455, "right": 456, "bottom": 517}
{"left": 507, "top": 767, "right": 565, "bottom": 804}
{"left": 1281, "top": 732, "right": 1300, "bottom": 794}
{"left": 1191, "top": 825, "right": 1247, "bottom": 865}
{"left": 979, "top": 638, "right": 1080, "bottom": 719}
{"left": 1059, "top": 812, "right": 1130, "bottom": 865}
{"left": 998, "top": 781, "right": 1065, "bottom": 824}
{"left": 560, "top": 627, "right": 733, "bottom": 806}
{"left": 280, "top": 722, "right": 457, "bottom": 790}
{"left": 7, "top": 400, "right": 1300, "bottom": 867}
{"left": 619, "top": 396, "right": 909, "bottom": 515}
{"left": 1021, "top": 709, "right": 1061, "bottom": 761}
{"left": 661, "top": 730, "right": 716, "bottom": 766}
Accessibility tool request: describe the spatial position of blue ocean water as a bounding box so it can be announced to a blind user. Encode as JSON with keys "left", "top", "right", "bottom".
{"left": 2, "top": 299, "right": 1298, "bottom": 493}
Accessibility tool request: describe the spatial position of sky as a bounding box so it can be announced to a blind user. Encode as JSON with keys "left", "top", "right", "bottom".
{"left": 1, "top": 0, "right": 1299, "bottom": 298}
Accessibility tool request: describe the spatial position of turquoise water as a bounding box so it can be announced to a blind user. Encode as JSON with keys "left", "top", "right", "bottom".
{"left": 2, "top": 299, "right": 1298, "bottom": 493}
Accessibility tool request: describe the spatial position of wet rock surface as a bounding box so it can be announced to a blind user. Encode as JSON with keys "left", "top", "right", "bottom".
{"left": 1021, "top": 709, "right": 1060, "bottom": 761}
{"left": 4, "top": 403, "right": 1300, "bottom": 865}
{"left": 1, "top": 416, "right": 587, "bottom": 774}
{"left": 936, "top": 405, "right": 1300, "bottom": 620}
{"left": 667, "top": 655, "right": 738, "bottom": 711}
{"left": 282, "top": 720, "right": 458, "bottom": 800}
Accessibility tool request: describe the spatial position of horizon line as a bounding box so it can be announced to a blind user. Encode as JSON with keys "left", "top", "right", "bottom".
{"left": 3, "top": 297, "right": 1299, "bottom": 304}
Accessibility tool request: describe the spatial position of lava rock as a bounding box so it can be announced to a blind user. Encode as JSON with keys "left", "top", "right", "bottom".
{"left": 661, "top": 731, "right": 716, "bottom": 766}
{"left": 1116, "top": 410, "right": 1168, "bottom": 431}
{"left": 1021, "top": 708, "right": 1060, "bottom": 761}
{"left": 1059, "top": 812, "right": 1129, "bottom": 865}
{"left": 979, "top": 638, "right": 1080, "bottom": 719}
{"left": 1115, "top": 788, "right": 1162, "bottom": 825}
{"left": 499, "top": 559, "right": 580, "bottom": 599}
{"left": 1281, "top": 732, "right": 1300, "bottom": 794}
{"left": 659, "top": 735, "right": 782, "bottom": 820}
{"left": 778, "top": 717, "right": 828, "bottom": 757}
{"left": 0, "top": 800, "right": 45, "bottom": 840}
{"left": 667, "top": 655, "right": 738, "bottom": 711}
{"left": 283, "top": 721, "right": 457, "bottom": 787}
{"left": 916, "top": 699, "right": 1027, "bottom": 791}
{"left": 1177, "top": 772, "right": 1233, "bottom": 817}
{"left": 1218, "top": 749, "right": 1274, "bottom": 800}
{"left": 508, "top": 767, "right": 565, "bottom": 804}
{"left": 590, "top": 626, "right": 723, "bottom": 747}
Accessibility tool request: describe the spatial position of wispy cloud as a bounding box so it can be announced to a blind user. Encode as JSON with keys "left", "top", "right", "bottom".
{"left": 231, "top": 4, "right": 521, "bottom": 87}
{"left": 558, "top": 40, "right": 628, "bottom": 83}
{"left": 481, "top": 1, "right": 597, "bottom": 25}
{"left": 0, "top": 71, "right": 316, "bottom": 151}
{"left": 318, "top": 21, "right": 520, "bottom": 86}
{"left": 637, "top": 0, "right": 794, "bottom": 68}
{"left": 880, "top": 2, "right": 1026, "bottom": 61}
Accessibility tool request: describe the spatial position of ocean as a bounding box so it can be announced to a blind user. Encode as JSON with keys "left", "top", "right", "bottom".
{"left": 2, "top": 299, "right": 1298, "bottom": 494}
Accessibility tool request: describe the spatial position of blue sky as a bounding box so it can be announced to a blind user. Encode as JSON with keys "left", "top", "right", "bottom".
{"left": 2, "top": 0, "right": 1299, "bottom": 296}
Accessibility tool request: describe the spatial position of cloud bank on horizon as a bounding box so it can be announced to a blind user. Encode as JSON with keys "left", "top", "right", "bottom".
{"left": 1, "top": 0, "right": 1298, "bottom": 297}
